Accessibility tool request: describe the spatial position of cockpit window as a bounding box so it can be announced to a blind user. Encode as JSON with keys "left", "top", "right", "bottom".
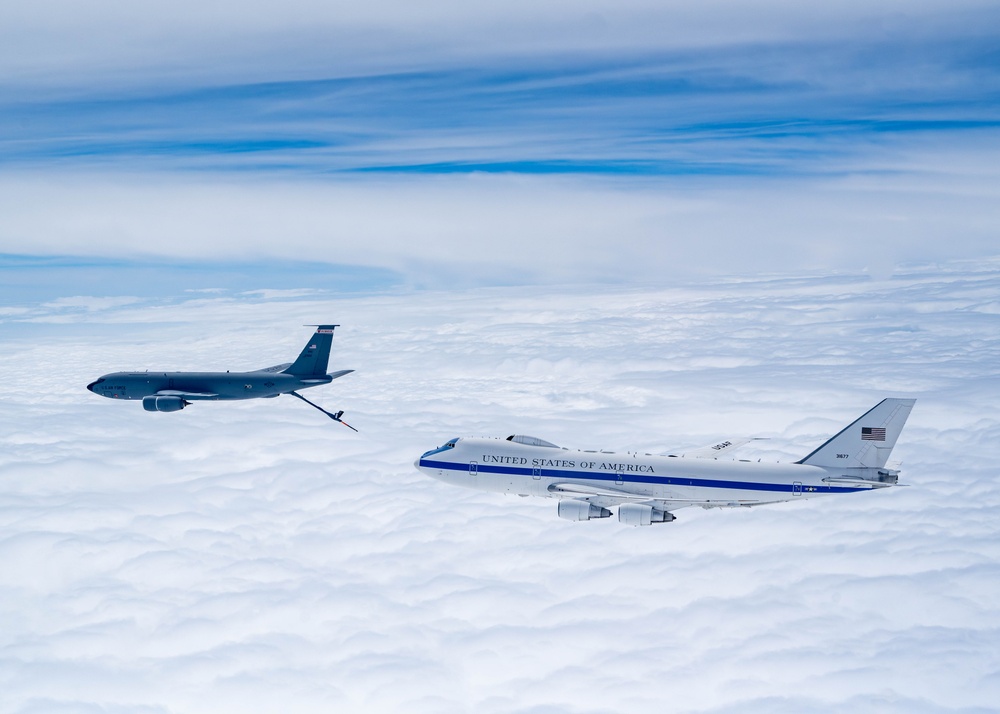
{"left": 421, "top": 438, "right": 460, "bottom": 459}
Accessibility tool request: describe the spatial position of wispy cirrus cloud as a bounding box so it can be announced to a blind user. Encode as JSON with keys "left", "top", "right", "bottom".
{"left": 3, "top": 1, "right": 999, "bottom": 88}
{"left": 1, "top": 2, "right": 998, "bottom": 292}
{"left": 2, "top": 164, "right": 998, "bottom": 295}
{"left": 3, "top": 41, "right": 998, "bottom": 177}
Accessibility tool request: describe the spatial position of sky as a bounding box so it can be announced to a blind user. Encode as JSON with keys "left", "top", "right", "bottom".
{"left": 1, "top": 1, "right": 999, "bottom": 712}
{"left": 1, "top": 0, "right": 1000, "bottom": 291}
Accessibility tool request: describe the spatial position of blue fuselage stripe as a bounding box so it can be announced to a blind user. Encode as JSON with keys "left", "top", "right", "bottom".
{"left": 418, "top": 459, "right": 864, "bottom": 494}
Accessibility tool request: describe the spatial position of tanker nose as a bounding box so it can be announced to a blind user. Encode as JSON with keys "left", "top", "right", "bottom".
{"left": 86, "top": 377, "right": 105, "bottom": 393}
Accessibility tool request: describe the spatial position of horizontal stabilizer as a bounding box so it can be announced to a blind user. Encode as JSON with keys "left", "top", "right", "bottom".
{"left": 254, "top": 363, "right": 293, "bottom": 373}
{"left": 299, "top": 369, "right": 354, "bottom": 384}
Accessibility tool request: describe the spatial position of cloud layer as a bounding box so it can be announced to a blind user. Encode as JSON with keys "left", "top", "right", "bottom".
{"left": 3, "top": 166, "right": 998, "bottom": 290}
{"left": 1, "top": 263, "right": 998, "bottom": 712}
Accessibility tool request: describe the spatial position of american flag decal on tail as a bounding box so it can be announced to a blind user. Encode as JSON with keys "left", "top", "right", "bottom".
{"left": 861, "top": 427, "right": 886, "bottom": 441}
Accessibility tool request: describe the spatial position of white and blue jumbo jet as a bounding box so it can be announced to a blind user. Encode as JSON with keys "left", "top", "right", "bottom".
{"left": 415, "top": 398, "right": 915, "bottom": 526}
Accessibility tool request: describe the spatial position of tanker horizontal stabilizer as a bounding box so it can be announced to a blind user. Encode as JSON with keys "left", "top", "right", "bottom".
{"left": 254, "top": 363, "right": 293, "bottom": 373}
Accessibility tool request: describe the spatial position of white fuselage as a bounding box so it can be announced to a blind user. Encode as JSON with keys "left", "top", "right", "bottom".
{"left": 416, "top": 436, "right": 885, "bottom": 508}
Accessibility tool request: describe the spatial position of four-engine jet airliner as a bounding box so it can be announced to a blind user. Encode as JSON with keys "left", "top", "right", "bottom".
{"left": 415, "top": 398, "right": 915, "bottom": 525}
{"left": 87, "top": 325, "right": 356, "bottom": 429}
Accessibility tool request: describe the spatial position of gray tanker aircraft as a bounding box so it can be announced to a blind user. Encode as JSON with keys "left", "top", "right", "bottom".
{"left": 416, "top": 398, "right": 915, "bottom": 525}
{"left": 87, "top": 325, "right": 356, "bottom": 429}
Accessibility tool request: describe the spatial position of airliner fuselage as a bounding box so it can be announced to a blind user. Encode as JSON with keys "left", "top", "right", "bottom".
{"left": 419, "top": 437, "right": 883, "bottom": 504}
{"left": 415, "top": 398, "right": 915, "bottom": 525}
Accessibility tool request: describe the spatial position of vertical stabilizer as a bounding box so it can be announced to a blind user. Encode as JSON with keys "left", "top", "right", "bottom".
{"left": 283, "top": 325, "right": 339, "bottom": 376}
{"left": 798, "top": 398, "right": 916, "bottom": 469}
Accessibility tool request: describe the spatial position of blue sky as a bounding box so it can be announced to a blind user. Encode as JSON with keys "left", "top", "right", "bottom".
{"left": 4, "top": 41, "right": 999, "bottom": 176}
{"left": 1, "top": 1, "right": 999, "bottom": 298}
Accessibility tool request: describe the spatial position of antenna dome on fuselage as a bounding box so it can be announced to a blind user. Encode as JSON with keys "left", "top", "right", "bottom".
{"left": 505, "top": 435, "right": 560, "bottom": 448}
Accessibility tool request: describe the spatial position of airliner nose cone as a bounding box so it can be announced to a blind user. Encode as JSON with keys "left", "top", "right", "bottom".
{"left": 86, "top": 381, "right": 97, "bottom": 392}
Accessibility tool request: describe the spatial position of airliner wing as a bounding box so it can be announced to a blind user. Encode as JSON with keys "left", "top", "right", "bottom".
{"left": 548, "top": 483, "right": 700, "bottom": 510}
{"left": 548, "top": 482, "right": 651, "bottom": 499}
{"left": 154, "top": 390, "right": 219, "bottom": 400}
{"left": 667, "top": 437, "right": 766, "bottom": 458}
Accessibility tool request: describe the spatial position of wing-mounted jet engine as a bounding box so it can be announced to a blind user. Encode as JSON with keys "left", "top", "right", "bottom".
{"left": 142, "top": 395, "right": 189, "bottom": 412}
